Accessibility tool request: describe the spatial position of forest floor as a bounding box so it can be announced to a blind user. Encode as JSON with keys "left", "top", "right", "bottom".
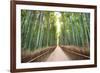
{"left": 46, "top": 46, "right": 71, "bottom": 61}
{"left": 45, "top": 46, "right": 89, "bottom": 62}
{"left": 21, "top": 45, "right": 90, "bottom": 62}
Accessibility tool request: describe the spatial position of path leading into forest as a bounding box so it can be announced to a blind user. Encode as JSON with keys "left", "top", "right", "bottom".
{"left": 22, "top": 46, "right": 89, "bottom": 63}
{"left": 46, "top": 46, "right": 71, "bottom": 61}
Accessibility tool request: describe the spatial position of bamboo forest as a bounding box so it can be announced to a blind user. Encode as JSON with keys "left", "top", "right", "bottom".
{"left": 21, "top": 10, "right": 90, "bottom": 63}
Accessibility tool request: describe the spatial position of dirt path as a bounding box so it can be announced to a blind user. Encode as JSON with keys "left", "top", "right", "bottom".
{"left": 46, "top": 46, "right": 71, "bottom": 61}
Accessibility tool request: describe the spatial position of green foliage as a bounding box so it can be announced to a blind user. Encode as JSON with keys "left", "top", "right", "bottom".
{"left": 59, "top": 12, "right": 90, "bottom": 48}
{"left": 21, "top": 10, "right": 57, "bottom": 51}
{"left": 21, "top": 10, "right": 90, "bottom": 51}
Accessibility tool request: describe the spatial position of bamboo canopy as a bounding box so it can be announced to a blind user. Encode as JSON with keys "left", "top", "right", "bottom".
{"left": 21, "top": 10, "right": 90, "bottom": 51}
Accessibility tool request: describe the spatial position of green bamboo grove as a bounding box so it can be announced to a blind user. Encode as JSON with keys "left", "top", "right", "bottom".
{"left": 59, "top": 12, "right": 90, "bottom": 48}
{"left": 21, "top": 10, "right": 90, "bottom": 51}
{"left": 21, "top": 10, "right": 57, "bottom": 51}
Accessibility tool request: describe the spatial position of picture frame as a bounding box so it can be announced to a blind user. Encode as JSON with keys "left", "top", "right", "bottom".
{"left": 10, "top": 0, "right": 97, "bottom": 72}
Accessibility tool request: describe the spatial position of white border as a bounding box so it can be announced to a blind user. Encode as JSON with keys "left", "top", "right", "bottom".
{"left": 16, "top": 5, "right": 95, "bottom": 69}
